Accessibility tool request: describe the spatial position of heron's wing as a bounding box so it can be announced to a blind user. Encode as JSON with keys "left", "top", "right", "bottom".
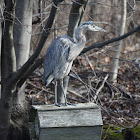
{"left": 43, "top": 35, "right": 75, "bottom": 82}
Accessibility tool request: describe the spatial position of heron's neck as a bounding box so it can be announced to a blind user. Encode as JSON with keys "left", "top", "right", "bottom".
{"left": 75, "top": 26, "right": 86, "bottom": 44}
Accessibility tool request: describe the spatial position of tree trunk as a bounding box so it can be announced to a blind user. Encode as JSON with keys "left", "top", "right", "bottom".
{"left": 0, "top": 1, "right": 4, "bottom": 98}
{"left": 109, "top": 0, "right": 127, "bottom": 81}
{"left": 0, "top": 0, "right": 16, "bottom": 139}
{"left": 7, "top": 0, "right": 33, "bottom": 139}
{"left": 0, "top": 24, "right": 1, "bottom": 98}
{"left": 14, "top": 0, "right": 32, "bottom": 70}
{"left": 13, "top": 0, "right": 32, "bottom": 113}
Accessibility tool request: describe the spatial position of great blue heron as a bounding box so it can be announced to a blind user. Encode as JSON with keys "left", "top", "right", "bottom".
{"left": 44, "top": 21, "right": 106, "bottom": 106}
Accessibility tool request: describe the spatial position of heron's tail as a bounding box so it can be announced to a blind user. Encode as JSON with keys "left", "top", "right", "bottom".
{"left": 44, "top": 74, "right": 54, "bottom": 87}
{"left": 44, "top": 77, "right": 47, "bottom": 87}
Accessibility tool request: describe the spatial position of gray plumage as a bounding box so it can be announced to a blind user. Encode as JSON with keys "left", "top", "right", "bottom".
{"left": 43, "top": 21, "right": 106, "bottom": 106}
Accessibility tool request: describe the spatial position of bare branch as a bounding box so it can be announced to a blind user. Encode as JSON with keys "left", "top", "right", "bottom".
{"left": 82, "top": 25, "right": 140, "bottom": 54}
{"left": 93, "top": 74, "right": 108, "bottom": 101}
{"left": 17, "top": 58, "right": 43, "bottom": 88}
{"left": 67, "top": 88, "right": 89, "bottom": 102}
{"left": 78, "top": 0, "right": 89, "bottom": 26}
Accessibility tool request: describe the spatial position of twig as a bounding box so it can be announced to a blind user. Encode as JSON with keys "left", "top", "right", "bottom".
{"left": 94, "top": 74, "right": 109, "bottom": 101}
{"left": 78, "top": 0, "right": 89, "bottom": 26}
{"left": 83, "top": 54, "right": 97, "bottom": 76}
{"left": 67, "top": 88, "right": 88, "bottom": 102}
{"left": 69, "top": 70, "right": 97, "bottom": 92}
{"left": 27, "top": 81, "right": 54, "bottom": 95}
{"left": 87, "top": 77, "right": 91, "bottom": 102}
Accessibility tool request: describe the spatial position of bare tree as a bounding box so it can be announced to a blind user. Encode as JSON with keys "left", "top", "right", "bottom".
{"left": 8, "top": 0, "right": 33, "bottom": 139}
{"left": 109, "top": 0, "right": 127, "bottom": 81}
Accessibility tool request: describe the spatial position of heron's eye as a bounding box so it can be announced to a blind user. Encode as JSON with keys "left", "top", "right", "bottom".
{"left": 82, "top": 23, "right": 88, "bottom": 26}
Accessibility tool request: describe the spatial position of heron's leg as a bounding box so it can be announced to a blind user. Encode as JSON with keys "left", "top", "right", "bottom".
{"left": 60, "top": 79, "right": 67, "bottom": 105}
{"left": 54, "top": 80, "right": 60, "bottom": 107}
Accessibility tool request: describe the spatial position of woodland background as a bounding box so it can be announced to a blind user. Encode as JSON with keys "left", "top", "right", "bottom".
{"left": 0, "top": 0, "right": 140, "bottom": 139}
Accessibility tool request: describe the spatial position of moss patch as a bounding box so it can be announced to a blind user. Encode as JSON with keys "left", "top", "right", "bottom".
{"left": 132, "top": 125, "right": 140, "bottom": 139}
{"left": 102, "top": 125, "right": 123, "bottom": 140}
{"left": 102, "top": 125, "right": 140, "bottom": 140}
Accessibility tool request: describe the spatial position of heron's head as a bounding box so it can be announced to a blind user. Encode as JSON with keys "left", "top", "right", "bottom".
{"left": 81, "top": 21, "right": 106, "bottom": 32}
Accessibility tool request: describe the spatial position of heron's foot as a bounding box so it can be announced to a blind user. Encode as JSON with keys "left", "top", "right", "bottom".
{"left": 55, "top": 103, "right": 61, "bottom": 107}
{"left": 65, "top": 102, "right": 76, "bottom": 106}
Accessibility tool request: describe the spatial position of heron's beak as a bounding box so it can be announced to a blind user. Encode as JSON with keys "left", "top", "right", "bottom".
{"left": 93, "top": 25, "right": 106, "bottom": 32}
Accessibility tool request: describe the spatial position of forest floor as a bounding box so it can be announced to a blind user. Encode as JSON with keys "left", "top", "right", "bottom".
{"left": 25, "top": 56, "right": 140, "bottom": 139}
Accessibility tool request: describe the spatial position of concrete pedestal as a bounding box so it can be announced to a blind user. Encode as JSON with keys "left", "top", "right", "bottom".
{"left": 29, "top": 103, "right": 103, "bottom": 140}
